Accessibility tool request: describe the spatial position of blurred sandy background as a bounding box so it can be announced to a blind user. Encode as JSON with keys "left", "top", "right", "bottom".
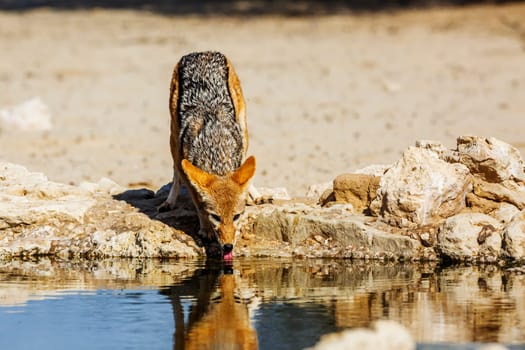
{"left": 0, "top": 1, "right": 524, "bottom": 196}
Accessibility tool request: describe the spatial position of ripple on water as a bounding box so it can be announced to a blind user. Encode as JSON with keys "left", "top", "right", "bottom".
{"left": 0, "top": 258, "right": 524, "bottom": 350}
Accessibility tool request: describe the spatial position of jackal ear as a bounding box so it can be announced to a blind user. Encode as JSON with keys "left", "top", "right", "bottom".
{"left": 231, "top": 156, "right": 256, "bottom": 189}
{"left": 181, "top": 159, "right": 215, "bottom": 190}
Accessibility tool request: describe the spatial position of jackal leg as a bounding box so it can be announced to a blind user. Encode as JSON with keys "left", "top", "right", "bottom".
{"left": 159, "top": 168, "right": 182, "bottom": 212}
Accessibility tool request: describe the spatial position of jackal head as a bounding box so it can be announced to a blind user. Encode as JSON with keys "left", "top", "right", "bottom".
{"left": 181, "top": 156, "right": 256, "bottom": 260}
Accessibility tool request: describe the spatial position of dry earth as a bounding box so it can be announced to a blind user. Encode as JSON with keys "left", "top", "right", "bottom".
{"left": 0, "top": 3, "right": 524, "bottom": 195}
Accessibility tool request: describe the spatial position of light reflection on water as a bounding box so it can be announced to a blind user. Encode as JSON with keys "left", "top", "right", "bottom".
{"left": 0, "top": 258, "right": 524, "bottom": 349}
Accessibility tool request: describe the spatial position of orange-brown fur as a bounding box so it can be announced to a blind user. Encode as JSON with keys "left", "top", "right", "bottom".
{"left": 180, "top": 156, "right": 255, "bottom": 246}
{"left": 226, "top": 59, "right": 249, "bottom": 153}
{"left": 184, "top": 274, "right": 258, "bottom": 350}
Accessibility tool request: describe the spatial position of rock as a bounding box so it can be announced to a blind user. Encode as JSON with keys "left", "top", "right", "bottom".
{"left": 0, "top": 97, "right": 52, "bottom": 131}
{"left": 465, "top": 191, "right": 521, "bottom": 223}
{"left": 79, "top": 177, "right": 128, "bottom": 195}
{"left": 437, "top": 213, "right": 503, "bottom": 262}
{"left": 318, "top": 188, "right": 336, "bottom": 207}
{"left": 465, "top": 192, "right": 503, "bottom": 214}
{"left": 478, "top": 345, "right": 509, "bottom": 350}
{"left": 418, "top": 230, "right": 435, "bottom": 247}
{"left": 247, "top": 185, "right": 291, "bottom": 205}
{"left": 457, "top": 136, "right": 525, "bottom": 183}
{"left": 0, "top": 161, "right": 86, "bottom": 199}
{"left": 492, "top": 203, "right": 521, "bottom": 224}
{"left": 353, "top": 164, "right": 390, "bottom": 177}
{"left": 472, "top": 178, "right": 525, "bottom": 210}
{"left": 0, "top": 161, "right": 202, "bottom": 259}
{"left": 306, "top": 181, "right": 332, "bottom": 199}
{"left": 4, "top": 134, "right": 525, "bottom": 264}
{"left": 333, "top": 173, "right": 380, "bottom": 213}
{"left": 502, "top": 209, "right": 525, "bottom": 260}
{"left": 305, "top": 320, "right": 415, "bottom": 350}
{"left": 415, "top": 139, "right": 459, "bottom": 163}
{"left": 253, "top": 186, "right": 291, "bottom": 201}
{"left": 239, "top": 202, "right": 434, "bottom": 261}
{"left": 370, "top": 147, "right": 471, "bottom": 228}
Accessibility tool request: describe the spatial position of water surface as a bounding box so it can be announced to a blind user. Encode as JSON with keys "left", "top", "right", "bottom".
{"left": 0, "top": 258, "right": 524, "bottom": 349}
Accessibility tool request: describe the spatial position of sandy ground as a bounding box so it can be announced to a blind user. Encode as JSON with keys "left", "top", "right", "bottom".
{"left": 0, "top": 4, "right": 525, "bottom": 196}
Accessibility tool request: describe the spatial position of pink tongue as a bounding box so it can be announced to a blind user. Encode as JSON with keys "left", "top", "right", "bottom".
{"left": 223, "top": 251, "right": 233, "bottom": 261}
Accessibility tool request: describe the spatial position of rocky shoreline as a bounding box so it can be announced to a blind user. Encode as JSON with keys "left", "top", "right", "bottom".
{"left": 1, "top": 135, "right": 524, "bottom": 263}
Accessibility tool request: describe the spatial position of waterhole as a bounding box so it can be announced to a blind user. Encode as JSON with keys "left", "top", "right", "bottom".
{"left": 0, "top": 258, "right": 524, "bottom": 349}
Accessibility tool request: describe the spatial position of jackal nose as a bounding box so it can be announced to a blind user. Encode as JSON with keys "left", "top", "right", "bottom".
{"left": 223, "top": 244, "right": 233, "bottom": 253}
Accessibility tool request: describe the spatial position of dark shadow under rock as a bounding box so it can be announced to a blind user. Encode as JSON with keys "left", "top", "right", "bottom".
{"left": 114, "top": 184, "right": 199, "bottom": 237}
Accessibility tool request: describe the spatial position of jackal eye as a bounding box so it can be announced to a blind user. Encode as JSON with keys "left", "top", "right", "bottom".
{"left": 210, "top": 214, "right": 221, "bottom": 223}
{"left": 233, "top": 213, "right": 241, "bottom": 222}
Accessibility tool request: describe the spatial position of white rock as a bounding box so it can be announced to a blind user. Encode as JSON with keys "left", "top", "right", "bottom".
{"left": 0, "top": 162, "right": 94, "bottom": 223}
{"left": 492, "top": 203, "right": 520, "bottom": 224}
{"left": 479, "top": 344, "right": 509, "bottom": 350}
{"left": 0, "top": 97, "right": 52, "bottom": 131}
{"left": 306, "top": 181, "right": 332, "bottom": 199}
{"left": 79, "top": 177, "right": 127, "bottom": 195}
{"left": 0, "top": 161, "right": 201, "bottom": 259}
{"left": 415, "top": 139, "right": 459, "bottom": 162}
{"left": 502, "top": 209, "right": 525, "bottom": 260}
{"left": 253, "top": 186, "right": 291, "bottom": 200}
{"left": 457, "top": 136, "right": 525, "bottom": 183}
{"left": 415, "top": 139, "right": 449, "bottom": 153}
{"left": 305, "top": 320, "right": 415, "bottom": 350}
{"left": 370, "top": 147, "right": 471, "bottom": 227}
{"left": 353, "top": 164, "right": 391, "bottom": 177}
{"left": 437, "top": 213, "right": 502, "bottom": 261}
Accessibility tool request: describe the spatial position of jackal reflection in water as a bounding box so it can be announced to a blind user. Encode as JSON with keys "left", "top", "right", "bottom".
{"left": 162, "top": 263, "right": 258, "bottom": 350}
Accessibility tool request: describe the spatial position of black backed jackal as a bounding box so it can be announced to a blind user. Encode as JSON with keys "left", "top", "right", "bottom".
{"left": 160, "top": 51, "right": 255, "bottom": 260}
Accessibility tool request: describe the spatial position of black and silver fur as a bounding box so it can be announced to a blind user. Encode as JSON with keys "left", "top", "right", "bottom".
{"left": 177, "top": 51, "right": 244, "bottom": 176}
